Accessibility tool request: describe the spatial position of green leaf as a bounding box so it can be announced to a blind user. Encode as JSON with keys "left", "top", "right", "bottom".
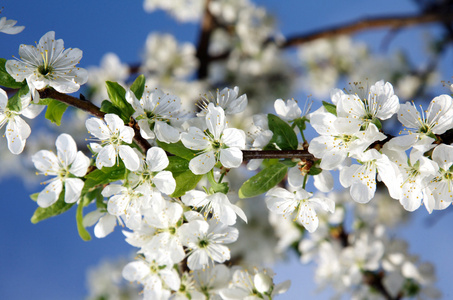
{"left": 166, "top": 156, "right": 190, "bottom": 174}
{"left": 105, "top": 81, "right": 134, "bottom": 122}
{"left": 370, "top": 117, "right": 382, "bottom": 130}
{"left": 82, "top": 166, "right": 126, "bottom": 194}
{"left": 31, "top": 192, "right": 75, "bottom": 224}
{"left": 6, "top": 84, "right": 29, "bottom": 112}
{"left": 44, "top": 99, "right": 68, "bottom": 126}
{"left": 264, "top": 114, "right": 298, "bottom": 150}
{"left": 130, "top": 75, "right": 146, "bottom": 99}
{"left": 308, "top": 166, "right": 322, "bottom": 176}
{"left": 322, "top": 101, "right": 337, "bottom": 116}
{"left": 0, "top": 58, "right": 25, "bottom": 89}
{"left": 30, "top": 193, "right": 39, "bottom": 202}
{"left": 76, "top": 201, "right": 91, "bottom": 241}
{"left": 207, "top": 170, "right": 229, "bottom": 194}
{"left": 157, "top": 140, "right": 198, "bottom": 161}
{"left": 238, "top": 162, "right": 288, "bottom": 198}
{"left": 100, "top": 100, "right": 123, "bottom": 117}
{"left": 171, "top": 170, "right": 203, "bottom": 198}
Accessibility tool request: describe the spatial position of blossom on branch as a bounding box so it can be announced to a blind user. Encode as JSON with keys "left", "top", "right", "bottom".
{"left": 0, "top": 16, "right": 24, "bottom": 34}
{"left": 6, "top": 31, "right": 88, "bottom": 101}
{"left": 32, "top": 133, "right": 90, "bottom": 207}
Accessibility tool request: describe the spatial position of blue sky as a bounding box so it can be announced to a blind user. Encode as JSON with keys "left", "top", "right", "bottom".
{"left": 1, "top": 0, "right": 453, "bottom": 299}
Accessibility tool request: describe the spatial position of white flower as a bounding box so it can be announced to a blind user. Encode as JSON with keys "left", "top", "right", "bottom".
{"left": 181, "top": 104, "right": 245, "bottom": 174}
{"left": 192, "top": 264, "right": 231, "bottom": 298}
{"left": 141, "top": 33, "right": 198, "bottom": 77}
{"left": 383, "top": 148, "right": 438, "bottom": 211}
{"left": 388, "top": 95, "right": 453, "bottom": 152}
{"left": 274, "top": 98, "right": 302, "bottom": 122}
{"left": 6, "top": 31, "right": 88, "bottom": 100}
{"left": 219, "top": 268, "right": 291, "bottom": 300}
{"left": 83, "top": 207, "right": 122, "bottom": 238}
{"left": 0, "top": 16, "right": 24, "bottom": 34}
{"left": 308, "top": 108, "right": 386, "bottom": 170}
{"left": 103, "top": 184, "right": 153, "bottom": 230}
{"left": 246, "top": 113, "right": 273, "bottom": 171}
{"left": 142, "top": 201, "right": 185, "bottom": 264}
{"left": 87, "top": 52, "right": 129, "bottom": 104}
{"left": 424, "top": 144, "right": 453, "bottom": 213}
{"left": 181, "top": 190, "right": 247, "bottom": 225}
{"left": 143, "top": 0, "right": 204, "bottom": 22}
{"left": 0, "top": 87, "right": 43, "bottom": 154}
{"left": 178, "top": 219, "right": 238, "bottom": 270}
{"left": 126, "top": 88, "right": 182, "bottom": 143}
{"left": 32, "top": 133, "right": 90, "bottom": 207}
{"left": 336, "top": 80, "right": 400, "bottom": 125}
{"left": 86, "top": 113, "right": 140, "bottom": 171}
{"left": 197, "top": 86, "right": 247, "bottom": 116}
{"left": 122, "top": 251, "right": 180, "bottom": 300}
{"left": 265, "top": 186, "right": 335, "bottom": 233}
{"left": 128, "top": 147, "right": 176, "bottom": 195}
{"left": 339, "top": 149, "right": 400, "bottom": 203}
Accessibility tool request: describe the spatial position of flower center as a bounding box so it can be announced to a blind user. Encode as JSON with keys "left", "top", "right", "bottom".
{"left": 198, "top": 239, "right": 209, "bottom": 248}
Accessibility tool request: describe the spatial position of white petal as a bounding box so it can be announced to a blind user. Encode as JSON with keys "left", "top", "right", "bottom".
{"left": 96, "top": 144, "right": 116, "bottom": 169}
{"left": 69, "top": 151, "right": 90, "bottom": 177}
{"left": 153, "top": 171, "right": 176, "bottom": 195}
{"left": 94, "top": 214, "right": 117, "bottom": 238}
{"left": 56, "top": 133, "right": 77, "bottom": 167}
{"left": 119, "top": 145, "right": 140, "bottom": 171}
{"left": 155, "top": 121, "right": 180, "bottom": 143}
{"left": 64, "top": 178, "right": 84, "bottom": 203}
{"left": 37, "top": 180, "right": 63, "bottom": 208}
{"left": 219, "top": 147, "right": 243, "bottom": 168}
{"left": 146, "top": 147, "right": 169, "bottom": 172}
{"left": 189, "top": 151, "right": 216, "bottom": 175}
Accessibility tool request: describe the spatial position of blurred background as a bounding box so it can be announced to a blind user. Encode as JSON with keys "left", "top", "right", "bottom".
{"left": 0, "top": 0, "right": 453, "bottom": 299}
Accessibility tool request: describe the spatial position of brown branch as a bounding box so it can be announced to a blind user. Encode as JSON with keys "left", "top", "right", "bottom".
{"left": 195, "top": 0, "right": 216, "bottom": 79}
{"left": 281, "top": 12, "right": 453, "bottom": 48}
{"left": 242, "top": 149, "right": 314, "bottom": 161}
{"left": 38, "top": 88, "right": 151, "bottom": 153}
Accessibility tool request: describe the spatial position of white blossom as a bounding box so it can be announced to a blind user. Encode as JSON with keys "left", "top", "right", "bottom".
{"left": 6, "top": 31, "right": 88, "bottom": 101}
{"left": 182, "top": 190, "right": 247, "bottom": 225}
{"left": 178, "top": 218, "right": 238, "bottom": 270}
{"left": 0, "top": 87, "right": 43, "bottom": 154}
{"left": 0, "top": 16, "right": 24, "bottom": 34}
{"left": 126, "top": 88, "right": 182, "bottom": 143}
{"left": 265, "top": 186, "right": 335, "bottom": 233}
{"left": 181, "top": 104, "right": 245, "bottom": 174}
{"left": 32, "top": 133, "right": 90, "bottom": 207}
{"left": 86, "top": 113, "right": 140, "bottom": 171}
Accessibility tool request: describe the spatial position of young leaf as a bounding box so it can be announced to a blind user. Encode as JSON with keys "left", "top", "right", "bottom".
{"left": 6, "top": 84, "right": 29, "bottom": 112}
{"left": 45, "top": 99, "right": 68, "bottom": 126}
{"left": 171, "top": 170, "right": 203, "bottom": 198}
{"left": 30, "top": 192, "right": 75, "bottom": 224}
{"left": 207, "top": 170, "right": 229, "bottom": 194}
{"left": 100, "top": 100, "right": 123, "bottom": 117}
{"left": 166, "top": 156, "right": 190, "bottom": 174}
{"left": 130, "top": 74, "right": 146, "bottom": 99}
{"left": 157, "top": 140, "right": 198, "bottom": 161}
{"left": 76, "top": 201, "right": 91, "bottom": 241}
{"left": 0, "top": 58, "right": 25, "bottom": 89}
{"left": 105, "top": 81, "right": 134, "bottom": 121}
{"left": 82, "top": 166, "right": 126, "bottom": 194}
{"left": 264, "top": 114, "right": 298, "bottom": 150}
{"left": 238, "top": 162, "right": 288, "bottom": 198}
{"left": 322, "top": 101, "right": 337, "bottom": 116}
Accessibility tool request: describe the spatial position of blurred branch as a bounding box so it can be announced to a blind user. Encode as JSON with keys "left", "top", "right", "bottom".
{"left": 195, "top": 0, "right": 216, "bottom": 79}
{"left": 281, "top": 12, "right": 453, "bottom": 47}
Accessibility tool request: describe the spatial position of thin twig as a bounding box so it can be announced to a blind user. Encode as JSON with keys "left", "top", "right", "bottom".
{"left": 281, "top": 12, "right": 453, "bottom": 48}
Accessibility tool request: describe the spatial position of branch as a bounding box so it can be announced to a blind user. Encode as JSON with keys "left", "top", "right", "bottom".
{"left": 195, "top": 0, "right": 216, "bottom": 79}
{"left": 38, "top": 88, "right": 151, "bottom": 153}
{"left": 281, "top": 12, "right": 453, "bottom": 48}
{"left": 242, "top": 149, "right": 313, "bottom": 161}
